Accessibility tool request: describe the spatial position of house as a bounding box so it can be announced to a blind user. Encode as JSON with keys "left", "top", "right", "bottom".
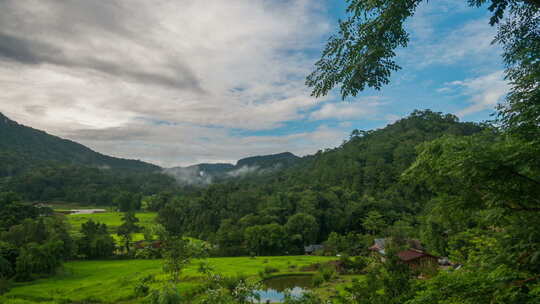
{"left": 133, "top": 240, "right": 163, "bottom": 249}
{"left": 304, "top": 244, "right": 324, "bottom": 255}
{"left": 369, "top": 238, "right": 438, "bottom": 269}
{"left": 396, "top": 248, "right": 438, "bottom": 269}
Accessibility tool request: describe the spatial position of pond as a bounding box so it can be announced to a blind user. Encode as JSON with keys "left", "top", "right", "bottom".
{"left": 253, "top": 275, "right": 313, "bottom": 303}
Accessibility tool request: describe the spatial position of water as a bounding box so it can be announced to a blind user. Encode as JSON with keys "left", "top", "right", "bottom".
{"left": 69, "top": 209, "right": 106, "bottom": 214}
{"left": 253, "top": 275, "right": 313, "bottom": 303}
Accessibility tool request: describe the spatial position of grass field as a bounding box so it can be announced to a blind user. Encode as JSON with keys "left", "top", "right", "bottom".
{"left": 66, "top": 212, "right": 157, "bottom": 232}
{"left": 0, "top": 256, "right": 336, "bottom": 304}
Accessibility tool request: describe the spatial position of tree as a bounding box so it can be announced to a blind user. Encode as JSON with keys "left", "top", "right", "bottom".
{"left": 117, "top": 211, "right": 141, "bottom": 254}
{"left": 402, "top": 132, "right": 540, "bottom": 301}
{"left": 0, "top": 192, "right": 39, "bottom": 231}
{"left": 162, "top": 236, "right": 192, "bottom": 283}
{"left": 157, "top": 200, "right": 187, "bottom": 236}
{"left": 307, "top": 0, "right": 539, "bottom": 100}
{"left": 244, "top": 224, "right": 287, "bottom": 256}
{"left": 78, "top": 220, "right": 115, "bottom": 259}
{"left": 115, "top": 191, "right": 138, "bottom": 212}
{"left": 285, "top": 213, "right": 319, "bottom": 246}
{"left": 362, "top": 211, "right": 385, "bottom": 235}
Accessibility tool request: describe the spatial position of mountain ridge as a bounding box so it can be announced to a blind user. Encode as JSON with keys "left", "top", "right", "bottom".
{"left": 0, "top": 112, "right": 160, "bottom": 175}
{"left": 163, "top": 152, "right": 300, "bottom": 185}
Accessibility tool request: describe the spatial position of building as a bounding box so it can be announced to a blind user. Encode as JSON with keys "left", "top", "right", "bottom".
{"left": 369, "top": 238, "right": 438, "bottom": 269}
{"left": 396, "top": 248, "right": 438, "bottom": 269}
{"left": 304, "top": 244, "right": 324, "bottom": 255}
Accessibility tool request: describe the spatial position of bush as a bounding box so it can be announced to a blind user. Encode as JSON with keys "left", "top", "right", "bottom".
{"left": 134, "top": 247, "right": 162, "bottom": 259}
{"left": 338, "top": 255, "right": 368, "bottom": 274}
{"left": 319, "top": 265, "right": 336, "bottom": 282}
{"left": 134, "top": 274, "right": 154, "bottom": 297}
{"left": 148, "top": 284, "right": 182, "bottom": 304}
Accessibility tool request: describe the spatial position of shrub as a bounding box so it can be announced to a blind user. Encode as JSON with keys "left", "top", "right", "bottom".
{"left": 134, "top": 274, "right": 154, "bottom": 297}
{"left": 148, "top": 284, "right": 182, "bottom": 304}
{"left": 319, "top": 265, "right": 336, "bottom": 282}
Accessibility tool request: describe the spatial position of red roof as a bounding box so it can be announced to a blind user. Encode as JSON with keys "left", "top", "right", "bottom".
{"left": 397, "top": 249, "right": 438, "bottom": 262}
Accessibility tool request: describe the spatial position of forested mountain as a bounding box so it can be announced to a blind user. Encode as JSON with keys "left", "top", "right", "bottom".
{"left": 235, "top": 152, "right": 299, "bottom": 168}
{"left": 0, "top": 113, "right": 177, "bottom": 205}
{"left": 156, "top": 110, "right": 484, "bottom": 255}
{"left": 0, "top": 112, "right": 159, "bottom": 177}
{"left": 164, "top": 152, "right": 300, "bottom": 185}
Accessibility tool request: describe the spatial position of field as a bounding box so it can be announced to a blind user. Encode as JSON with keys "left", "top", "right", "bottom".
{"left": 0, "top": 256, "right": 337, "bottom": 304}
{"left": 64, "top": 211, "right": 157, "bottom": 242}
{"left": 66, "top": 212, "right": 157, "bottom": 231}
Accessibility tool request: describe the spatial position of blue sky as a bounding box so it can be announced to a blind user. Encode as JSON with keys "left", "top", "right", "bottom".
{"left": 244, "top": 0, "right": 506, "bottom": 138}
{"left": 0, "top": 0, "right": 509, "bottom": 166}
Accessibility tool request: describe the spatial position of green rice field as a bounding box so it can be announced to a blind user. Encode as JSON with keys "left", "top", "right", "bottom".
{"left": 0, "top": 256, "right": 336, "bottom": 304}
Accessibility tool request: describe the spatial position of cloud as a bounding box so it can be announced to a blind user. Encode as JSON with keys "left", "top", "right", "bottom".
{"left": 403, "top": 2, "right": 500, "bottom": 67}
{"left": 309, "top": 98, "right": 383, "bottom": 121}
{"left": 444, "top": 70, "right": 510, "bottom": 117}
{"left": 0, "top": 0, "right": 340, "bottom": 166}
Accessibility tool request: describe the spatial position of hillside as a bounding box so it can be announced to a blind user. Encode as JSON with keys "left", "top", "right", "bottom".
{"left": 0, "top": 112, "right": 159, "bottom": 177}
{"left": 156, "top": 110, "right": 484, "bottom": 250}
{"left": 164, "top": 152, "right": 300, "bottom": 185}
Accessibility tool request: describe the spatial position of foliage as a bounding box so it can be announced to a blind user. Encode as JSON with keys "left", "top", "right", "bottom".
{"left": 134, "top": 274, "right": 155, "bottom": 297}
{"left": 0, "top": 112, "right": 159, "bottom": 175}
{"left": 307, "top": 0, "right": 539, "bottom": 101}
{"left": 76, "top": 219, "right": 115, "bottom": 259}
{"left": 148, "top": 284, "right": 183, "bottom": 304}
{"left": 162, "top": 236, "right": 193, "bottom": 283}
{"left": 0, "top": 192, "right": 40, "bottom": 231}
{"left": 0, "top": 215, "right": 73, "bottom": 282}
{"left": 0, "top": 256, "right": 333, "bottom": 303}
{"left": 157, "top": 111, "right": 481, "bottom": 256}
{"left": 117, "top": 211, "right": 141, "bottom": 254}
{"left": 285, "top": 213, "right": 319, "bottom": 247}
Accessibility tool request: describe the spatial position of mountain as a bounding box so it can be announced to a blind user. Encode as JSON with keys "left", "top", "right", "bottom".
{"left": 164, "top": 152, "right": 301, "bottom": 185}
{"left": 158, "top": 110, "right": 485, "bottom": 244}
{"left": 236, "top": 152, "right": 299, "bottom": 168}
{"left": 0, "top": 112, "right": 159, "bottom": 176}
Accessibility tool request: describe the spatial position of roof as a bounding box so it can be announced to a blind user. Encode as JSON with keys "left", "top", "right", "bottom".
{"left": 369, "top": 238, "right": 386, "bottom": 253}
{"left": 304, "top": 244, "right": 324, "bottom": 252}
{"left": 397, "top": 249, "right": 438, "bottom": 262}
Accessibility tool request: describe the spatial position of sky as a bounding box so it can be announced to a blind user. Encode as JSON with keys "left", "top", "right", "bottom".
{"left": 0, "top": 0, "right": 509, "bottom": 167}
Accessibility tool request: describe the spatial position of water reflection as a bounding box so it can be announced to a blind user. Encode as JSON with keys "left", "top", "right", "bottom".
{"left": 253, "top": 275, "right": 313, "bottom": 303}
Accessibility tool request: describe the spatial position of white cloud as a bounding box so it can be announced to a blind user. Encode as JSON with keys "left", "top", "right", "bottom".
{"left": 0, "top": 0, "right": 340, "bottom": 166}
{"left": 445, "top": 70, "right": 510, "bottom": 117}
{"left": 309, "top": 98, "right": 383, "bottom": 121}
{"left": 403, "top": 2, "right": 500, "bottom": 67}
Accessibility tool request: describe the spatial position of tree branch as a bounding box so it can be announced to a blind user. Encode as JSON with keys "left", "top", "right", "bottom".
{"left": 501, "top": 165, "right": 540, "bottom": 186}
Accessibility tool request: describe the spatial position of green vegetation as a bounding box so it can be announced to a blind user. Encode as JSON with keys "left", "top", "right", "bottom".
{"left": 0, "top": 113, "right": 158, "bottom": 175}
{"left": 0, "top": 256, "right": 334, "bottom": 304}
{"left": 66, "top": 212, "right": 157, "bottom": 233}
{"left": 0, "top": 0, "right": 537, "bottom": 301}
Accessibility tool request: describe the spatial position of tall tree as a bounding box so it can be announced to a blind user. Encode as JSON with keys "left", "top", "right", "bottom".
{"left": 117, "top": 211, "right": 141, "bottom": 254}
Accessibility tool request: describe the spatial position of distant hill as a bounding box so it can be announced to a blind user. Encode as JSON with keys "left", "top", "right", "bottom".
{"left": 164, "top": 152, "right": 301, "bottom": 185}
{"left": 157, "top": 110, "right": 486, "bottom": 242}
{"left": 0, "top": 112, "right": 159, "bottom": 176}
{"left": 236, "top": 152, "right": 299, "bottom": 168}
